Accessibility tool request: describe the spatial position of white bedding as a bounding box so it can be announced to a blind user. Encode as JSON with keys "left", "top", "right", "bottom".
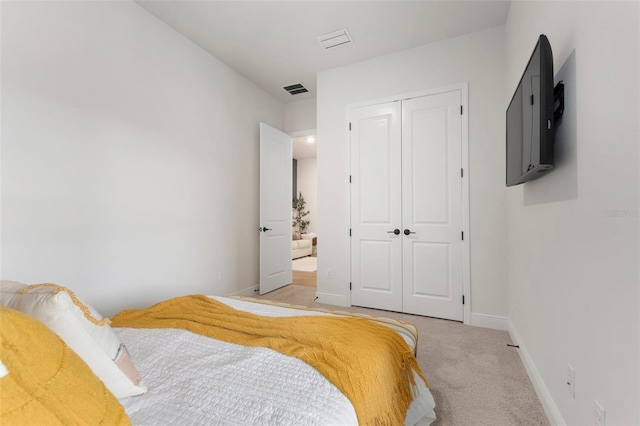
{"left": 114, "top": 296, "right": 436, "bottom": 425}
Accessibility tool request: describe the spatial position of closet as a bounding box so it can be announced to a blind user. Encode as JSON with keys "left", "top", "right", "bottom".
{"left": 349, "top": 88, "right": 465, "bottom": 321}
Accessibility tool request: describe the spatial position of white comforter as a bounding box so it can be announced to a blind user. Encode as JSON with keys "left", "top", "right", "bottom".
{"left": 114, "top": 296, "right": 436, "bottom": 425}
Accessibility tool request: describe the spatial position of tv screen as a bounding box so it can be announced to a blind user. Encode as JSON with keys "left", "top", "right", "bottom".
{"left": 506, "top": 34, "right": 555, "bottom": 187}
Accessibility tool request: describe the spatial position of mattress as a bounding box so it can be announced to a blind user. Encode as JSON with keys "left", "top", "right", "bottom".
{"left": 114, "top": 296, "right": 436, "bottom": 425}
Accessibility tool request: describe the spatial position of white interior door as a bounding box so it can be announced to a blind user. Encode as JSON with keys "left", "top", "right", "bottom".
{"left": 350, "top": 102, "right": 403, "bottom": 311}
{"left": 401, "top": 91, "right": 463, "bottom": 321}
{"left": 259, "top": 123, "right": 292, "bottom": 294}
{"left": 349, "top": 89, "right": 464, "bottom": 321}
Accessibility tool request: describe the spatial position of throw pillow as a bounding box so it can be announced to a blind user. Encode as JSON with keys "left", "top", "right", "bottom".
{"left": 0, "top": 307, "right": 130, "bottom": 425}
{"left": 0, "top": 282, "right": 146, "bottom": 399}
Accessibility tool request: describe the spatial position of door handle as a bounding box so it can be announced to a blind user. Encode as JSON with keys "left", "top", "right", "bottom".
{"left": 404, "top": 229, "right": 416, "bottom": 236}
{"left": 387, "top": 229, "right": 401, "bottom": 235}
{"left": 259, "top": 227, "right": 272, "bottom": 232}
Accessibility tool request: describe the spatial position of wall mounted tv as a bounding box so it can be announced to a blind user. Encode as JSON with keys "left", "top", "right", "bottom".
{"left": 506, "top": 34, "right": 564, "bottom": 187}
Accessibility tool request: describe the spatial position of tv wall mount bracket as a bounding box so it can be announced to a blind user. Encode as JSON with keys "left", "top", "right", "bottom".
{"left": 554, "top": 81, "right": 565, "bottom": 123}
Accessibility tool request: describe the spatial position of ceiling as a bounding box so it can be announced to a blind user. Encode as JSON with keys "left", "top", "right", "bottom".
{"left": 135, "top": 0, "right": 511, "bottom": 104}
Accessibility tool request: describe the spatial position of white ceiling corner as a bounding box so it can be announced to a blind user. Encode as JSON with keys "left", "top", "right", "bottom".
{"left": 135, "top": 1, "right": 511, "bottom": 104}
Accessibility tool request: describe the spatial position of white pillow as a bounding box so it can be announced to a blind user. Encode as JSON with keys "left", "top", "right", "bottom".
{"left": 0, "top": 280, "right": 28, "bottom": 295}
{"left": 0, "top": 281, "right": 147, "bottom": 399}
{"left": 0, "top": 359, "right": 8, "bottom": 378}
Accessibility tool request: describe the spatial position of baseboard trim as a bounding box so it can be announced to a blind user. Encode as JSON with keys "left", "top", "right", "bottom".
{"left": 315, "top": 292, "right": 349, "bottom": 307}
{"left": 508, "top": 320, "right": 564, "bottom": 426}
{"left": 470, "top": 312, "right": 509, "bottom": 330}
{"left": 227, "top": 285, "right": 259, "bottom": 297}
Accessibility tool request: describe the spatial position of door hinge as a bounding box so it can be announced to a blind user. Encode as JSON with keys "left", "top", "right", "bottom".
{"left": 350, "top": 282, "right": 352, "bottom": 291}
{"left": 349, "top": 175, "right": 352, "bottom": 183}
{"left": 461, "top": 231, "right": 464, "bottom": 240}
{"left": 349, "top": 228, "right": 352, "bottom": 237}
{"left": 461, "top": 168, "right": 464, "bottom": 178}
{"left": 460, "top": 105, "right": 463, "bottom": 115}
{"left": 349, "top": 122, "right": 352, "bottom": 131}
{"left": 531, "top": 94, "right": 535, "bottom": 105}
{"left": 462, "top": 295, "right": 465, "bottom": 305}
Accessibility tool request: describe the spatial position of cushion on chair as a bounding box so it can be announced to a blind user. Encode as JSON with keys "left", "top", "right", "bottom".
{"left": 292, "top": 240, "right": 312, "bottom": 250}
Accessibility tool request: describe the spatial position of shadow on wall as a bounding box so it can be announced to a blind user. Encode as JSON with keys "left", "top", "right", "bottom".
{"left": 524, "top": 50, "right": 578, "bottom": 206}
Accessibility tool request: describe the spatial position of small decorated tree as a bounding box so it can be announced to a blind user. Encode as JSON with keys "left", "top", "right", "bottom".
{"left": 292, "top": 192, "right": 310, "bottom": 233}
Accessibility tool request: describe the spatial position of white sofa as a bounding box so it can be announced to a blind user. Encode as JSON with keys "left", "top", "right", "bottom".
{"left": 292, "top": 233, "right": 316, "bottom": 259}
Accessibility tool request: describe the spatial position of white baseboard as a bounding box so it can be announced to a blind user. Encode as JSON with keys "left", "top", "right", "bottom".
{"left": 226, "top": 285, "right": 259, "bottom": 297}
{"left": 470, "top": 312, "right": 509, "bottom": 330}
{"left": 315, "top": 292, "right": 349, "bottom": 307}
{"left": 508, "top": 320, "right": 564, "bottom": 426}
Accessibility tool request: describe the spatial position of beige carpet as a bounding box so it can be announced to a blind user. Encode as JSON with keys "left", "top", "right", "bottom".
{"left": 255, "top": 285, "right": 549, "bottom": 426}
{"left": 292, "top": 256, "right": 317, "bottom": 272}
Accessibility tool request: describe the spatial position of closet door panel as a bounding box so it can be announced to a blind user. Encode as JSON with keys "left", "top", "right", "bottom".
{"left": 358, "top": 116, "right": 393, "bottom": 224}
{"left": 410, "top": 106, "right": 449, "bottom": 224}
{"left": 402, "top": 91, "right": 463, "bottom": 321}
{"left": 350, "top": 102, "right": 402, "bottom": 312}
{"left": 410, "top": 242, "right": 450, "bottom": 297}
{"left": 358, "top": 240, "right": 395, "bottom": 292}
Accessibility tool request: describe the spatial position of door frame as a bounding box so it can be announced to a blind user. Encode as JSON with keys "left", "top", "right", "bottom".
{"left": 346, "top": 83, "right": 470, "bottom": 324}
{"left": 290, "top": 128, "right": 318, "bottom": 289}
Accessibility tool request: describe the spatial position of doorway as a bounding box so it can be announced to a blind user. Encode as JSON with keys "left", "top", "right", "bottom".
{"left": 291, "top": 130, "right": 317, "bottom": 288}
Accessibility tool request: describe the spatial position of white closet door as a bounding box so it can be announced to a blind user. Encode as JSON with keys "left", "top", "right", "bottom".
{"left": 401, "top": 91, "right": 463, "bottom": 321}
{"left": 350, "top": 102, "right": 403, "bottom": 311}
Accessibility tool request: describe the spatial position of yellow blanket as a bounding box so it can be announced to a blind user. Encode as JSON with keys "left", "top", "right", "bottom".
{"left": 1, "top": 307, "right": 130, "bottom": 426}
{"left": 111, "top": 295, "right": 428, "bottom": 425}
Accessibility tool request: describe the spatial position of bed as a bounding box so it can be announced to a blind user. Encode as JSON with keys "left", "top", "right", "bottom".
{"left": 0, "top": 282, "right": 436, "bottom": 425}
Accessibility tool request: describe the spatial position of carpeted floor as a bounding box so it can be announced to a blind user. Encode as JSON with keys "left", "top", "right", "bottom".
{"left": 255, "top": 285, "right": 549, "bottom": 426}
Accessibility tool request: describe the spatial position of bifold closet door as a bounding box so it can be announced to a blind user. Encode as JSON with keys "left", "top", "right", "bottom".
{"left": 350, "top": 102, "right": 403, "bottom": 312}
{"left": 401, "top": 91, "right": 463, "bottom": 321}
{"left": 349, "top": 89, "right": 464, "bottom": 321}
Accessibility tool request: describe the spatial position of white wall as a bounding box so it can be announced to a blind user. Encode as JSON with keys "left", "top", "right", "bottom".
{"left": 505, "top": 2, "right": 639, "bottom": 425}
{"left": 296, "top": 158, "right": 317, "bottom": 235}
{"left": 0, "top": 1, "right": 284, "bottom": 315}
{"left": 284, "top": 98, "right": 317, "bottom": 134}
{"left": 317, "top": 26, "right": 507, "bottom": 315}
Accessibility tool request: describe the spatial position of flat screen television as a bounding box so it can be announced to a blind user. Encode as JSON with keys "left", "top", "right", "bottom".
{"left": 506, "top": 34, "right": 555, "bottom": 187}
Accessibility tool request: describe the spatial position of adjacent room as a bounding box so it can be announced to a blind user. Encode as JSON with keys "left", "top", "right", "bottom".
{"left": 292, "top": 131, "right": 318, "bottom": 287}
{"left": 1, "top": 1, "right": 638, "bottom": 425}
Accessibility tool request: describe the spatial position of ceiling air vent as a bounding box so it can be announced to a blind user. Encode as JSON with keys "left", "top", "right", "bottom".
{"left": 317, "top": 29, "right": 353, "bottom": 50}
{"left": 283, "top": 83, "right": 309, "bottom": 96}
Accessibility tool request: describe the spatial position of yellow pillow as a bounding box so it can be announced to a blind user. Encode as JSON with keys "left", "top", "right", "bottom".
{"left": 0, "top": 307, "right": 130, "bottom": 425}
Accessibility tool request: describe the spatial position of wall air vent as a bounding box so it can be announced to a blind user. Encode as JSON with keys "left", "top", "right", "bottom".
{"left": 317, "top": 29, "right": 353, "bottom": 50}
{"left": 283, "top": 83, "right": 309, "bottom": 95}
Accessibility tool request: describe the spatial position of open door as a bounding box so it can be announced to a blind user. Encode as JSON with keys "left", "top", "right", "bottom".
{"left": 259, "top": 123, "right": 292, "bottom": 294}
